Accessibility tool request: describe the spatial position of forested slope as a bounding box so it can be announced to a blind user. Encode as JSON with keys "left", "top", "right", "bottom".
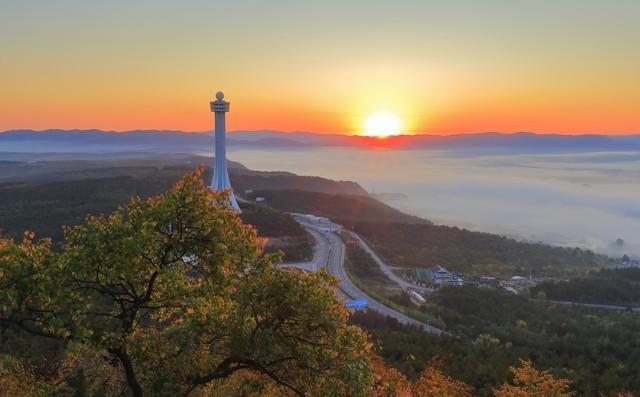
{"left": 349, "top": 221, "right": 612, "bottom": 276}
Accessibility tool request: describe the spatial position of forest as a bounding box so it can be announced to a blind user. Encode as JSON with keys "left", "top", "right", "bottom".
{"left": 531, "top": 267, "right": 640, "bottom": 306}
{"left": 351, "top": 285, "right": 640, "bottom": 397}
{"left": 349, "top": 221, "right": 613, "bottom": 276}
{"left": 0, "top": 161, "right": 331, "bottom": 262}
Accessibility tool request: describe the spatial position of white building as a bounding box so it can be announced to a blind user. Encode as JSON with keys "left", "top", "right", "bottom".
{"left": 433, "top": 266, "right": 463, "bottom": 286}
{"left": 417, "top": 265, "right": 464, "bottom": 286}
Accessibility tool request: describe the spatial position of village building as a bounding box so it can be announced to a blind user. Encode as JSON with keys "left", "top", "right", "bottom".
{"left": 415, "top": 265, "right": 464, "bottom": 286}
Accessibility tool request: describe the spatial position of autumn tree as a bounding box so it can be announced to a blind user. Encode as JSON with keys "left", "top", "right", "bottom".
{"left": 413, "top": 364, "right": 473, "bottom": 397}
{"left": 0, "top": 170, "right": 372, "bottom": 397}
{"left": 370, "top": 354, "right": 412, "bottom": 397}
{"left": 493, "top": 359, "right": 574, "bottom": 397}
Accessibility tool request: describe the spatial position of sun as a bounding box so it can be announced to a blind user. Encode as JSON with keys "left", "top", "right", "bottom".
{"left": 364, "top": 111, "right": 401, "bottom": 138}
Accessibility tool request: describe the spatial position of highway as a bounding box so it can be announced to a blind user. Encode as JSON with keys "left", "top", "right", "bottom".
{"left": 279, "top": 226, "right": 328, "bottom": 272}
{"left": 291, "top": 216, "right": 444, "bottom": 335}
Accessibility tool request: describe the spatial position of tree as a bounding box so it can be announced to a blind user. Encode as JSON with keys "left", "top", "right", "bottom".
{"left": 493, "top": 360, "right": 574, "bottom": 397}
{"left": 369, "top": 354, "right": 474, "bottom": 397}
{"left": 370, "top": 354, "right": 412, "bottom": 397}
{"left": 413, "top": 365, "right": 473, "bottom": 397}
{"left": 0, "top": 170, "right": 372, "bottom": 397}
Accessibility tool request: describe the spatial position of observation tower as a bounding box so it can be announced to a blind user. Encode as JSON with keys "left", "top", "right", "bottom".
{"left": 209, "top": 91, "right": 241, "bottom": 212}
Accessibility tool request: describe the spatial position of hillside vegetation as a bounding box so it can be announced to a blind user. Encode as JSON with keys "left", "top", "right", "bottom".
{"left": 254, "top": 189, "right": 428, "bottom": 225}
{"left": 0, "top": 176, "right": 172, "bottom": 242}
{"left": 240, "top": 203, "right": 313, "bottom": 262}
{"left": 352, "top": 284, "right": 640, "bottom": 397}
{"left": 245, "top": 188, "right": 610, "bottom": 276}
{"left": 531, "top": 268, "right": 640, "bottom": 306}
{"left": 1, "top": 159, "right": 368, "bottom": 262}
{"left": 232, "top": 169, "right": 367, "bottom": 196}
{"left": 350, "top": 221, "right": 611, "bottom": 276}
{"left": 427, "top": 286, "right": 640, "bottom": 395}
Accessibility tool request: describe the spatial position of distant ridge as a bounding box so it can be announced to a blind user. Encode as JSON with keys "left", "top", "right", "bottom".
{"left": 2, "top": 129, "right": 640, "bottom": 153}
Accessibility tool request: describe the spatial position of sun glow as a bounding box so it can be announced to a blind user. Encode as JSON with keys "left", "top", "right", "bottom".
{"left": 364, "top": 111, "right": 402, "bottom": 138}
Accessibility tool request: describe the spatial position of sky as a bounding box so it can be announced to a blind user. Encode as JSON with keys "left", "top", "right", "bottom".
{"left": 1, "top": 0, "right": 639, "bottom": 135}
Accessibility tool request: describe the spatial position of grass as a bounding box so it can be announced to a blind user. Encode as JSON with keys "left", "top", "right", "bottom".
{"left": 341, "top": 236, "right": 443, "bottom": 328}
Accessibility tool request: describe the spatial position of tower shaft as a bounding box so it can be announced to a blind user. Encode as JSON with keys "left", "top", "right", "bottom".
{"left": 209, "top": 91, "right": 240, "bottom": 212}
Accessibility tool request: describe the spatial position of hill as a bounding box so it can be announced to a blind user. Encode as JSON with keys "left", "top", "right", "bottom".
{"left": 531, "top": 267, "right": 640, "bottom": 306}
{"left": 348, "top": 221, "right": 611, "bottom": 276}
{"left": 231, "top": 169, "right": 367, "bottom": 196}
{"left": 251, "top": 189, "right": 429, "bottom": 225}
{"left": 0, "top": 156, "right": 367, "bottom": 197}
{"left": 0, "top": 159, "right": 367, "bottom": 262}
{"left": 239, "top": 189, "right": 611, "bottom": 275}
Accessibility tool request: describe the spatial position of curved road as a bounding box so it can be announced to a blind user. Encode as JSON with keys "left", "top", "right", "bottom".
{"left": 292, "top": 217, "right": 444, "bottom": 335}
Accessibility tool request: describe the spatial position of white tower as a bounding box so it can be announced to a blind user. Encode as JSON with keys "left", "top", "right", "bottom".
{"left": 209, "top": 91, "right": 241, "bottom": 212}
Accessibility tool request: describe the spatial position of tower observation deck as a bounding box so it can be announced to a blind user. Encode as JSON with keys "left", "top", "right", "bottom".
{"left": 209, "top": 91, "right": 241, "bottom": 212}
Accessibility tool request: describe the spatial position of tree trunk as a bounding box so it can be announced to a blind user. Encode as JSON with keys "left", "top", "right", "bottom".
{"left": 113, "top": 347, "right": 144, "bottom": 397}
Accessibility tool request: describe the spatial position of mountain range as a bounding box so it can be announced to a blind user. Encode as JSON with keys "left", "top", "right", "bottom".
{"left": 2, "top": 129, "right": 640, "bottom": 154}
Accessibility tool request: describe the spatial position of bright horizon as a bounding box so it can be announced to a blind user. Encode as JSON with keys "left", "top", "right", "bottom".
{"left": 1, "top": 1, "right": 639, "bottom": 135}
{"left": 3, "top": 129, "right": 640, "bottom": 138}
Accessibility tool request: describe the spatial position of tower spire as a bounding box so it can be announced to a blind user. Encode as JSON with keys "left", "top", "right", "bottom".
{"left": 209, "top": 91, "right": 241, "bottom": 212}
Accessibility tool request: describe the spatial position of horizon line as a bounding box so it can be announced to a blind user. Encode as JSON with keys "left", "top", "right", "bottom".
{"left": 2, "top": 128, "right": 640, "bottom": 138}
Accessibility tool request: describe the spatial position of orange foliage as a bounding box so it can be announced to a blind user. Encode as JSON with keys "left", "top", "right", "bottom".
{"left": 413, "top": 365, "right": 474, "bottom": 397}
{"left": 371, "top": 354, "right": 474, "bottom": 397}
{"left": 0, "top": 358, "right": 46, "bottom": 397}
{"left": 493, "top": 359, "right": 574, "bottom": 397}
{"left": 371, "top": 354, "right": 412, "bottom": 397}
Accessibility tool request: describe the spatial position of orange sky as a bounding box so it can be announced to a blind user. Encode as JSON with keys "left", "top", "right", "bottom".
{"left": 1, "top": 1, "right": 639, "bottom": 135}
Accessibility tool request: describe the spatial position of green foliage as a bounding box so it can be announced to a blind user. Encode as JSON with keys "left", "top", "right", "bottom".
{"left": 428, "top": 286, "right": 640, "bottom": 396}
{"left": 0, "top": 171, "right": 372, "bottom": 396}
{"left": 240, "top": 204, "right": 305, "bottom": 238}
{"left": 346, "top": 243, "right": 398, "bottom": 287}
{"left": 240, "top": 204, "right": 313, "bottom": 262}
{"left": 353, "top": 284, "right": 640, "bottom": 397}
{"left": 532, "top": 268, "right": 640, "bottom": 306}
{"left": 351, "top": 310, "right": 516, "bottom": 397}
{"left": 350, "top": 222, "right": 611, "bottom": 276}
{"left": 0, "top": 164, "right": 314, "bottom": 262}
{"left": 0, "top": 175, "right": 176, "bottom": 242}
